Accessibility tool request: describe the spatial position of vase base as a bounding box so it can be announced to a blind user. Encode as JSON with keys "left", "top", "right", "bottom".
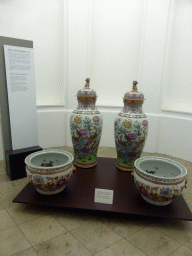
{"left": 116, "top": 163, "right": 135, "bottom": 172}
{"left": 36, "top": 185, "right": 66, "bottom": 195}
{"left": 141, "top": 194, "right": 172, "bottom": 206}
{"left": 74, "top": 160, "right": 97, "bottom": 169}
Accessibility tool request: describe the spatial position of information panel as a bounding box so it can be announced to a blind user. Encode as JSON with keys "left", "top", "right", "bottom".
{"left": 4, "top": 45, "right": 38, "bottom": 150}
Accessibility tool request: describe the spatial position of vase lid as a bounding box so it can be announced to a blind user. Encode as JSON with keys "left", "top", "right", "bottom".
{"left": 124, "top": 81, "right": 144, "bottom": 101}
{"left": 77, "top": 78, "right": 97, "bottom": 100}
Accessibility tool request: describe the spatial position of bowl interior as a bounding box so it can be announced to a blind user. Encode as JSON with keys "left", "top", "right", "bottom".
{"left": 139, "top": 159, "right": 181, "bottom": 178}
{"left": 31, "top": 152, "right": 69, "bottom": 168}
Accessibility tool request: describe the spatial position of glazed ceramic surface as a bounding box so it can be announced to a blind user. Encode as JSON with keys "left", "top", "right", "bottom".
{"left": 134, "top": 156, "right": 187, "bottom": 206}
{"left": 114, "top": 81, "right": 148, "bottom": 171}
{"left": 70, "top": 78, "right": 103, "bottom": 168}
{"left": 25, "top": 149, "right": 74, "bottom": 195}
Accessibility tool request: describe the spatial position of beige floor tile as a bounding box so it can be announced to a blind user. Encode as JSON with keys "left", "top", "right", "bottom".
{"left": 17, "top": 177, "right": 29, "bottom": 188}
{"left": 19, "top": 215, "right": 67, "bottom": 246}
{"left": 0, "top": 201, "right": 5, "bottom": 210}
{"left": 6, "top": 203, "right": 46, "bottom": 225}
{"left": 34, "top": 232, "right": 91, "bottom": 256}
{"left": 99, "top": 216, "right": 150, "bottom": 238}
{"left": 0, "top": 172, "right": 10, "bottom": 182}
{"left": 0, "top": 209, "right": 16, "bottom": 231}
{"left": 126, "top": 226, "right": 181, "bottom": 256}
{"left": 54, "top": 210, "right": 99, "bottom": 231}
{"left": 141, "top": 152, "right": 158, "bottom": 157}
{"left": 184, "top": 238, "right": 192, "bottom": 251}
{"left": 0, "top": 188, "right": 23, "bottom": 208}
{"left": 168, "top": 245, "right": 192, "bottom": 256}
{"left": 53, "top": 146, "right": 74, "bottom": 154}
{"left": 152, "top": 219, "right": 192, "bottom": 244}
{"left": 70, "top": 221, "right": 122, "bottom": 254}
{"left": 0, "top": 180, "right": 22, "bottom": 195}
{"left": 94, "top": 239, "right": 147, "bottom": 256}
{"left": 0, "top": 226, "right": 31, "bottom": 256}
{"left": 12, "top": 247, "right": 38, "bottom": 256}
{"left": 182, "top": 188, "right": 192, "bottom": 206}
{"left": 97, "top": 147, "right": 117, "bottom": 158}
{"left": 0, "top": 164, "right": 6, "bottom": 174}
{"left": 0, "top": 159, "right": 6, "bottom": 169}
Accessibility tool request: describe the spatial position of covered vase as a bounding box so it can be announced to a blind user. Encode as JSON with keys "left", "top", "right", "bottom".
{"left": 114, "top": 81, "right": 148, "bottom": 171}
{"left": 70, "top": 78, "right": 103, "bottom": 168}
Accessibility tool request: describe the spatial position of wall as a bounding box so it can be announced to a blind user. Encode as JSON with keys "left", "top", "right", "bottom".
{"left": 0, "top": 0, "right": 66, "bottom": 160}
{"left": 0, "top": 0, "right": 192, "bottom": 162}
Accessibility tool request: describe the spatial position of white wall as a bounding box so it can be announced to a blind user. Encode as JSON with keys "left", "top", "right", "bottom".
{"left": 162, "top": 0, "right": 192, "bottom": 114}
{"left": 0, "top": 0, "right": 65, "bottom": 106}
{"left": 0, "top": 0, "right": 192, "bottom": 163}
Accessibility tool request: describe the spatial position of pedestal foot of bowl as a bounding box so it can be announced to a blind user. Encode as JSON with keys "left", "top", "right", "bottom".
{"left": 116, "top": 163, "right": 135, "bottom": 172}
{"left": 74, "top": 160, "right": 97, "bottom": 168}
{"left": 141, "top": 194, "right": 172, "bottom": 206}
{"left": 36, "top": 185, "right": 66, "bottom": 195}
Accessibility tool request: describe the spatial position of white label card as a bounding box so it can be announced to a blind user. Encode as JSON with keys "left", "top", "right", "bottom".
{"left": 94, "top": 188, "right": 114, "bottom": 205}
{"left": 3, "top": 45, "right": 38, "bottom": 150}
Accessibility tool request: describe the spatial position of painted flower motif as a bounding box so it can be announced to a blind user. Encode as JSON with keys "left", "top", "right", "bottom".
{"left": 120, "top": 129, "right": 126, "bottom": 134}
{"left": 123, "top": 121, "right": 131, "bottom": 128}
{"left": 72, "top": 125, "right": 77, "bottom": 129}
{"left": 115, "top": 121, "right": 118, "bottom": 127}
{"left": 159, "top": 187, "right": 172, "bottom": 197}
{"left": 56, "top": 178, "right": 67, "bottom": 187}
{"left": 142, "top": 120, "right": 148, "bottom": 126}
{"left": 33, "top": 175, "right": 44, "bottom": 184}
{"left": 130, "top": 152, "right": 137, "bottom": 157}
{"left": 93, "top": 116, "right": 100, "bottom": 122}
{"left": 78, "top": 129, "right": 88, "bottom": 136}
{"left": 127, "top": 133, "right": 137, "bottom": 141}
{"left": 139, "top": 186, "right": 148, "bottom": 196}
{"left": 83, "top": 148, "right": 90, "bottom": 153}
{"left": 74, "top": 116, "right": 82, "bottom": 124}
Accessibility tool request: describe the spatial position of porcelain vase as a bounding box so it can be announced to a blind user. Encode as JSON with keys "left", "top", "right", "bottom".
{"left": 70, "top": 78, "right": 103, "bottom": 168}
{"left": 114, "top": 81, "right": 148, "bottom": 171}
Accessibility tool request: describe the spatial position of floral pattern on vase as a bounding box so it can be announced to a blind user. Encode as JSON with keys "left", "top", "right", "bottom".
{"left": 114, "top": 81, "right": 148, "bottom": 171}
{"left": 70, "top": 79, "right": 103, "bottom": 168}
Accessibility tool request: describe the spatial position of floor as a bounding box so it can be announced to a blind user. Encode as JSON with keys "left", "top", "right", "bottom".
{"left": 0, "top": 147, "right": 192, "bottom": 256}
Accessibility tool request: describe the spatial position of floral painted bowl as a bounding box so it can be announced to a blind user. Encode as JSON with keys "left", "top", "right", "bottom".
{"left": 134, "top": 156, "right": 187, "bottom": 206}
{"left": 25, "top": 149, "right": 74, "bottom": 195}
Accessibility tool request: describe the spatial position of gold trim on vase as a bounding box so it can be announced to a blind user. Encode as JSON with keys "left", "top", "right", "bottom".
{"left": 74, "top": 160, "right": 97, "bottom": 168}
{"left": 116, "top": 162, "right": 135, "bottom": 171}
{"left": 118, "top": 113, "right": 146, "bottom": 118}
{"left": 77, "top": 96, "right": 96, "bottom": 101}
{"left": 73, "top": 110, "right": 100, "bottom": 115}
{"left": 123, "top": 99, "right": 144, "bottom": 104}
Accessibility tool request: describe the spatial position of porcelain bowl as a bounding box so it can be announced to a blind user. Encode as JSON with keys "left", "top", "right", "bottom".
{"left": 134, "top": 156, "right": 187, "bottom": 206}
{"left": 25, "top": 149, "right": 74, "bottom": 195}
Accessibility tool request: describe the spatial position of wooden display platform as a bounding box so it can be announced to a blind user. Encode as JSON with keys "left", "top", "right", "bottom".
{"left": 13, "top": 157, "right": 192, "bottom": 221}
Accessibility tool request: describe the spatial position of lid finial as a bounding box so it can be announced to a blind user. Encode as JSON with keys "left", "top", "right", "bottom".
{"left": 84, "top": 78, "right": 90, "bottom": 88}
{"left": 132, "top": 81, "right": 138, "bottom": 91}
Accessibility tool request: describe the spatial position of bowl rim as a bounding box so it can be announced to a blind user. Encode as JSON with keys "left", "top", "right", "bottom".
{"left": 134, "top": 156, "right": 187, "bottom": 179}
{"left": 25, "top": 149, "right": 74, "bottom": 169}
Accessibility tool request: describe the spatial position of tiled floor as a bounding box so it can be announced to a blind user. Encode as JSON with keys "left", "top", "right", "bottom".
{"left": 0, "top": 147, "right": 192, "bottom": 256}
